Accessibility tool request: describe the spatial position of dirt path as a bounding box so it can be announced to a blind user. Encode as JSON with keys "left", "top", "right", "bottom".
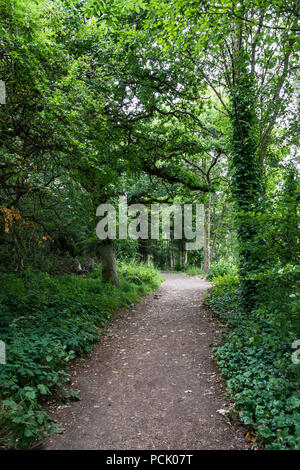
{"left": 44, "top": 273, "right": 249, "bottom": 450}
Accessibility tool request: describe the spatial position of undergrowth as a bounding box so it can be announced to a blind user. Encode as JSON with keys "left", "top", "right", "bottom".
{"left": 0, "top": 261, "right": 162, "bottom": 449}
{"left": 185, "top": 266, "right": 205, "bottom": 276}
{"left": 205, "top": 271, "right": 300, "bottom": 450}
{"left": 185, "top": 259, "right": 237, "bottom": 279}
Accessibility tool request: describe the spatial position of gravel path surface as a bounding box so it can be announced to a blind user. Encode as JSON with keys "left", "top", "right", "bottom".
{"left": 44, "top": 272, "right": 249, "bottom": 450}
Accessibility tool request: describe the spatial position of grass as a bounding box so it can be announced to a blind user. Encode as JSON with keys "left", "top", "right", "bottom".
{"left": 185, "top": 266, "right": 205, "bottom": 276}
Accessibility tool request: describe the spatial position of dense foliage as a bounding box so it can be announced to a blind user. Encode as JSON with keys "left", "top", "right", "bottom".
{"left": 205, "top": 269, "right": 299, "bottom": 450}
{"left": 0, "top": 0, "right": 299, "bottom": 450}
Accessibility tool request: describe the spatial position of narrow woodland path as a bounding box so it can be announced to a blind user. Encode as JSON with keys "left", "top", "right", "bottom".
{"left": 44, "top": 273, "right": 249, "bottom": 450}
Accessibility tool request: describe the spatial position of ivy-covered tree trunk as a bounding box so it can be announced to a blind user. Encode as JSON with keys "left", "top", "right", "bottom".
{"left": 99, "top": 239, "right": 119, "bottom": 286}
{"left": 202, "top": 202, "right": 209, "bottom": 276}
{"left": 231, "top": 44, "right": 262, "bottom": 312}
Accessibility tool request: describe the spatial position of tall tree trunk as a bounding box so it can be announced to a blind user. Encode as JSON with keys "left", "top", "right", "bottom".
{"left": 202, "top": 158, "right": 209, "bottom": 276}
{"left": 169, "top": 240, "right": 175, "bottom": 269}
{"left": 231, "top": 21, "right": 262, "bottom": 312}
{"left": 99, "top": 239, "right": 119, "bottom": 286}
{"left": 207, "top": 193, "right": 211, "bottom": 273}
{"left": 202, "top": 202, "right": 209, "bottom": 276}
{"left": 138, "top": 239, "right": 148, "bottom": 263}
{"left": 210, "top": 202, "right": 227, "bottom": 264}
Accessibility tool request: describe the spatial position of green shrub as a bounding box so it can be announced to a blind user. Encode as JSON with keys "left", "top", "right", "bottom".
{"left": 207, "top": 258, "right": 238, "bottom": 280}
{"left": 185, "top": 266, "right": 205, "bottom": 276}
{"left": 0, "top": 262, "right": 162, "bottom": 449}
{"left": 205, "top": 274, "right": 241, "bottom": 327}
{"left": 185, "top": 259, "right": 237, "bottom": 280}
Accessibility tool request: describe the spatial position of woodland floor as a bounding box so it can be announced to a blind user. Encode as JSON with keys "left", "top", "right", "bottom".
{"left": 44, "top": 273, "right": 250, "bottom": 450}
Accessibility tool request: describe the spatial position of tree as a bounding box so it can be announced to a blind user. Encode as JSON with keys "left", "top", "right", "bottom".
{"left": 139, "top": 0, "right": 299, "bottom": 309}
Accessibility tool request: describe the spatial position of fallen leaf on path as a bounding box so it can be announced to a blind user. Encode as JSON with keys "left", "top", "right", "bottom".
{"left": 246, "top": 432, "right": 257, "bottom": 443}
{"left": 217, "top": 409, "right": 228, "bottom": 416}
